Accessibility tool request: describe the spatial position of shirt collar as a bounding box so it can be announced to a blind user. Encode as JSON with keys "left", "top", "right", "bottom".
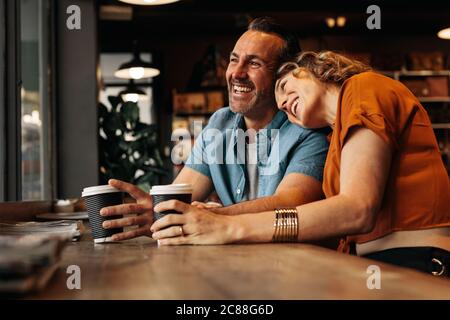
{"left": 264, "top": 110, "right": 287, "bottom": 134}
{"left": 228, "top": 109, "right": 287, "bottom": 169}
{"left": 231, "top": 110, "right": 287, "bottom": 139}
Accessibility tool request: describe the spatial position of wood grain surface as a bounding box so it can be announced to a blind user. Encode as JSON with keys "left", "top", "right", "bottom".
{"left": 24, "top": 227, "right": 450, "bottom": 300}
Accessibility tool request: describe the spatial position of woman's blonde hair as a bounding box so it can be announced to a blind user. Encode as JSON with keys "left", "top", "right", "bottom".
{"left": 277, "top": 51, "right": 371, "bottom": 85}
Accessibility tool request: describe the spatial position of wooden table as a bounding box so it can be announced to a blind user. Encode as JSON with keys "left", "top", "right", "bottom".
{"left": 26, "top": 229, "right": 450, "bottom": 300}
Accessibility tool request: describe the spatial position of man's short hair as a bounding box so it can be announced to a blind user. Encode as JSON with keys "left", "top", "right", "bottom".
{"left": 248, "top": 17, "right": 301, "bottom": 63}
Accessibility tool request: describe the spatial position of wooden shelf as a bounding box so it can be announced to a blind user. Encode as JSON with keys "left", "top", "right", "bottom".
{"left": 380, "top": 70, "right": 450, "bottom": 77}
{"left": 419, "top": 97, "right": 450, "bottom": 103}
{"left": 432, "top": 123, "right": 450, "bottom": 129}
{"left": 398, "top": 70, "right": 450, "bottom": 77}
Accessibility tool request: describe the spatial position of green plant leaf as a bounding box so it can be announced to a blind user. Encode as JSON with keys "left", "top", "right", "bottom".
{"left": 143, "top": 166, "right": 168, "bottom": 176}
{"left": 121, "top": 101, "right": 140, "bottom": 127}
{"left": 108, "top": 96, "right": 122, "bottom": 112}
{"left": 99, "top": 95, "right": 166, "bottom": 189}
{"left": 104, "top": 113, "right": 125, "bottom": 134}
{"left": 98, "top": 103, "right": 109, "bottom": 123}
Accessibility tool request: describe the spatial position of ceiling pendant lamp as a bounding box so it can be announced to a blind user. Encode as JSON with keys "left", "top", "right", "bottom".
{"left": 118, "top": 0, "right": 181, "bottom": 5}
{"left": 119, "top": 80, "right": 147, "bottom": 103}
{"left": 437, "top": 27, "right": 450, "bottom": 39}
{"left": 114, "top": 51, "right": 160, "bottom": 80}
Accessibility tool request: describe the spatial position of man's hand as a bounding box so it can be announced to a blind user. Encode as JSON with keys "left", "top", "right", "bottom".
{"left": 100, "top": 179, "right": 153, "bottom": 241}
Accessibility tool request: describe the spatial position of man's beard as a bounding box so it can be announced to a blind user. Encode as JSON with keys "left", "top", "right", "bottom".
{"left": 229, "top": 89, "right": 273, "bottom": 116}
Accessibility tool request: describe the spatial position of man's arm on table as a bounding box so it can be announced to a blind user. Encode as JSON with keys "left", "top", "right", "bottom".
{"left": 173, "top": 166, "right": 214, "bottom": 202}
{"left": 214, "top": 172, "right": 323, "bottom": 215}
{"left": 217, "top": 128, "right": 329, "bottom": 215}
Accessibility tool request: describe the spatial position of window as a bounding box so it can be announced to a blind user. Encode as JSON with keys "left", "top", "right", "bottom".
{"left": 20, "top": 0, "right": 52, "bottom": 200}
{"left": 0, "top": 0, "right": 53, "bottom": 201}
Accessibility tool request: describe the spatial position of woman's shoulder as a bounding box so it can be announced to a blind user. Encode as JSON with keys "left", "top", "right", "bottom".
{"left": 338, "top": 71, "right": 422, "bottom": 148}
{"left": 342, "top": 71, "right": 414, "bottom": 106}
{"left": 344, "top": 71, "right": 398, "bottom": 88}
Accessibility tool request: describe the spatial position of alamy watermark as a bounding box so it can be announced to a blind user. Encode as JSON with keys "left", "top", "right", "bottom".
{"left": 65, "top": 5, "right": 381, "bottom": 31}
{"left": 366, "top": 5, "right": 381, "bottom": 30}
{"left": 66, "top": 5, "right": 81, "bottom": 30}
{"left": 66, "top": 265, "right": 81, "bottom": 290}
{"left": 172, "top": 121, "right": 281, "bottom": 176}
{"left": 366, "top": 265, "right": 381, "bottom": 289}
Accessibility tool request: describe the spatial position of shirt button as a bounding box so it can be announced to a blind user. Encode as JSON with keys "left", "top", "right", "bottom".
{"left": 236, "top": 188, "right": 241, "bottom": 195}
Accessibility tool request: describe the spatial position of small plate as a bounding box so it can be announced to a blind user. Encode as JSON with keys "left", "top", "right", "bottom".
{"left": 36, "top": 212, "right": 89, "bottom": 221}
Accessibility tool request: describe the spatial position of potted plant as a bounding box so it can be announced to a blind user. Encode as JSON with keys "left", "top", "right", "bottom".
{"left": 98, "top": 96, "right": 167, "bottom": 192}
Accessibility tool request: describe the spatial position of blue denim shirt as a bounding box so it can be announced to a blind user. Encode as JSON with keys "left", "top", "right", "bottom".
{"left": 185, "top": 107, "right": 329, "bottom": 206}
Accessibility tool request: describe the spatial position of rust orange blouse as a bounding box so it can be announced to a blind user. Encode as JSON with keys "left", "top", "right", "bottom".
{"left": 322, "top": 72, "right": 450, "bottom": 250}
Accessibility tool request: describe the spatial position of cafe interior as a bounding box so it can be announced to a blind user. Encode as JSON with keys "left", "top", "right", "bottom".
{"left": 0, "top": 0, "right": 449, "bottom": 300}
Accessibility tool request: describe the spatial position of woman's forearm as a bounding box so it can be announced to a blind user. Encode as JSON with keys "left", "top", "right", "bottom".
{"left": 294, "top": 195, "right": 375, "bottom": 242}
{"left": 233, "top": 194, "right": 375, "bottom": 243}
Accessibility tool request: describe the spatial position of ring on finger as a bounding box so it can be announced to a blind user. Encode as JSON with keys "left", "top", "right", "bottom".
{"left": 179, "top": 225, "right": 184, "bottom": 237}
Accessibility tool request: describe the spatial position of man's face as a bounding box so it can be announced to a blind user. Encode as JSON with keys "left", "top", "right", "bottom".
{"left": 226, "top": 30, "right": 284, "bottom": 115}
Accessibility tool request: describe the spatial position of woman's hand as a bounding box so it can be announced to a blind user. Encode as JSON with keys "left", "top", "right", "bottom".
{"left": 100, "top": 179, "right": 154, "bottom": 241}
{"left": 150, "top": 200, "right": 239, "bottom": 245}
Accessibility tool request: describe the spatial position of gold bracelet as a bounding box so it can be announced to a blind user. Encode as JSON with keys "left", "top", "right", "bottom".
{"left": 272, "top": 208, "right": 299, "bottom": 242}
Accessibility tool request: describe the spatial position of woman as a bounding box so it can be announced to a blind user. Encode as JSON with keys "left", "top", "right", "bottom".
{"left": 151, "top": 51, "right": 450, "bottom": 276}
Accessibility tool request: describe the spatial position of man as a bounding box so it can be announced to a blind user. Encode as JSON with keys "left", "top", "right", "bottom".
{"left": 100, "top": 17, "right": 329, "bottom": 241}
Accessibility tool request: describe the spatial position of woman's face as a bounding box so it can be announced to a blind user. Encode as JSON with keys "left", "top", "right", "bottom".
{"left": 275, "top": 71, "right": 329, "bottom": 128}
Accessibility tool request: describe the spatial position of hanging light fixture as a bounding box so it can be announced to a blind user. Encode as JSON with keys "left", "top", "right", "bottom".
{"left": 336, "top": 16, "right": 347, "bottom": 27}
{"left": 325, "top": 16, "right": 346, "bottom": 28}
{"left": 325, "top": 17, "right": 335, "bottom": 28}
{"left": 114, "top": 51, "right": 160, "bottom": 80}
{"left": 119, "top": 80, "right": 147, "bottom": 103}
{"left": 118, "top": 0, "right": 181, "bottom": 5}
{"left": 437, "top": 27, "right": 450, "bottom": 39}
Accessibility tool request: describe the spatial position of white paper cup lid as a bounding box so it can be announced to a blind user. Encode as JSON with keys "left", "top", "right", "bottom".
{"left": 81, "top": 185, "right": 120, "bottom": 197}
{"left": 150, "top": 184, "right": 193, "bottom": 195}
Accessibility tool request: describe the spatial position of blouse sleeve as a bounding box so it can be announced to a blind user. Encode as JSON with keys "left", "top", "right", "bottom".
{"left": 337, "top": 73, "right": 415, "bottom": 150}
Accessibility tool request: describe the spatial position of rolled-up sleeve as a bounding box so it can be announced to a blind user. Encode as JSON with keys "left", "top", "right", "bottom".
{"left": 284, "top": 130, "right": 329, "bottom": 182}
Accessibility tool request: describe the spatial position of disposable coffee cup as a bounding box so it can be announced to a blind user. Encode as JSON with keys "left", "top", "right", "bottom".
{"left": 81, "top": 185, "right": 124, "bottom": 243}
{"left": 150, "top": 184, "right": 193, "bottom": 221}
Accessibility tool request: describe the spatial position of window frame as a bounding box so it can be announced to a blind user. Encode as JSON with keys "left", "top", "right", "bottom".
{"left": 1, "top": 0, "right": 56, "bottom": 202}
{"left": 2, "top": 0, "right": 21, "bottom": 201}
{"left": 0, "top": 0, "right": 5, "bottom": 201}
